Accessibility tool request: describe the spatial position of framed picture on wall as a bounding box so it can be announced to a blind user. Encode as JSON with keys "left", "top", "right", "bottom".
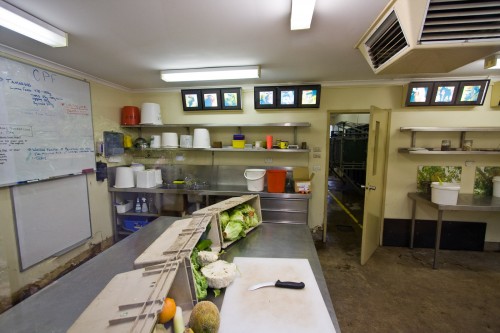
{"left": 455, "top": 80, "right": 490, "bottom": 105}
{"left": 201, "top": 89, "right": 222, "bottom": 110}
{"left": 181, "top": 89, "right": 202, "bottom": 111}
{"left": 254, "top": 86, "right": 276, "bottom": 109}
{"left": 405, "top": 82, "right": 433, "bottom": 106}
{"left": 298, "top": 85, "right": 321, "bottom": 108}
{"left": 221, "top": 87, "right": 242, "bottom": 110}
{"left": 430, "top": 81, "right": 459, "bottom": 106}
{"left": 277, "top": 86, "right": 298, "bottom": 108}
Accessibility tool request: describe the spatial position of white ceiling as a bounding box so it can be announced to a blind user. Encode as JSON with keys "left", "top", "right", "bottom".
{"left": 1, "top": 0, "right": 498, "bottom": 91}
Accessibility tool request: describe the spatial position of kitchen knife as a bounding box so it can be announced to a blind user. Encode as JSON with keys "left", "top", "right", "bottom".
{"left": 248, "top": 280, "right": 305, "bottom": 291}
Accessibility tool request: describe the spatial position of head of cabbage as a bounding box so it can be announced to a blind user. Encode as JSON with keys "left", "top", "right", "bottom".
{"left": 223, "top": 221, "right": 246, "bottom": 241}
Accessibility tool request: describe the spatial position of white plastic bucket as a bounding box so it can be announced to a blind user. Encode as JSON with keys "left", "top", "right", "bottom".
{"left": 493, "top": 176, "right": 500, "bottom": 197}
{"left": 193, "top": 128, "right": 211, "bottom": 148}
{"left": 244, "top": 169, "right": 266, "bottom": 192}
{"left": 140, "top": 103, "right": 162, "bottom": 125}
{"left": 431, "top": 182, "right": 460, "bottom": 205}
{"left": 114, "top": 167, "right": 135, "bottom": 188}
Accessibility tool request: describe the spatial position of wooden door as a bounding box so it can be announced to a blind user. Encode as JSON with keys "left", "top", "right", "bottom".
{"left": 360, "top": 107, "right": 389, "bottom": 265}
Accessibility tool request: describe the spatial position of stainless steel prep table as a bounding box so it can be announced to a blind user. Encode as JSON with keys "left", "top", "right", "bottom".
{"left": 408, "top": 192, "right": 500, "bottom": 269}
{"left": 0, "top": 216, "right": 340, "bottom": 333}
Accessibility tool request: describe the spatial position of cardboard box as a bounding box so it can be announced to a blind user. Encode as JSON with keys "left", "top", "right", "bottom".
{"left": 193, "top": 195, "right": 262, "bottom": 249}
{"left": 68, "top": 258, "right": 195, "bottom": 333}
{"left": 293, "top": 167, "right": 314, "bottom": 194}
{"left": 134, "top": 215, "right": 221, "bottom": 269}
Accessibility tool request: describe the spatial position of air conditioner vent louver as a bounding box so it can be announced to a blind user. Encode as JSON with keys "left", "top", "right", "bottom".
{"left": 421, "top": 0, "right": 500, "bottom": 43}
{"left": 365, "top": 11, "right": 409, "bottom": 69}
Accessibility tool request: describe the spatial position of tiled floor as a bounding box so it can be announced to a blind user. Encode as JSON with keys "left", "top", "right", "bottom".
{"left": 315, "top": 176, "right": 500, "bottom": 333}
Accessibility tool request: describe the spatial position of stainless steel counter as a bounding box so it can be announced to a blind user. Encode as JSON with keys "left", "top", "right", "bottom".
{"left": 109, "top": 184, "right": 311, "bottom": 199}
{"left": 0, "top": 217, "right": 340, "bottom": 333}
{"left": 408, "top": 192, "right": 500, "bottom": 269}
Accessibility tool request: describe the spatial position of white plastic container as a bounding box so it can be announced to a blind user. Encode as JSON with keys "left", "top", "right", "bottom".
{"left": 140, "top": 103, "right": 162, "bottom": 124}
{"left": 130, "top": 163, "right": 145, "bottom": 186}
{"left": 136, "top": 170, "right": 157, "bottom": 188}
{"left": 161, "top": 132, "right": 178, "bottom": 147}
{"left": 431, "top": 182, "right": 460, "bottom": 205}
{"left": 493, "top": 176, "right": 500, "bottom": 197}
{"left": 115, "top": 200, "right": 133, "bottom": 213}
{"left": 180, "top": 134, "right": 193, "bottom": 148}
{"left": 244, "top": 169, "right": 266, "bottom": 192}
{"left": 114, "top": 167, "right": 135, "bottom": 188}
{"left": 150, "top": 135, "right": 161, "bottom": 148}
{"left": 193, "top": 128, "right": 211, "bottom": 148}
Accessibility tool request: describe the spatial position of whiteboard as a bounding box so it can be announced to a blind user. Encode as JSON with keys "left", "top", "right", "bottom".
{"left": 0, "top": 56, "right": 95, "bottom": 187}
{"left": 12, "top": 175, "right": 92, "bottom": 270}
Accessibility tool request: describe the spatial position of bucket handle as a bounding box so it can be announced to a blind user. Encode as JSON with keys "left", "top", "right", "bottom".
{"left": 244, "top": 170, "right": 265, "bottom": 181}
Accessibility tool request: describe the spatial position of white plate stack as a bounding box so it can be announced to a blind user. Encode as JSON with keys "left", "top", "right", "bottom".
{"left": 161, "top": 132, "right": 178, "bottom": 148}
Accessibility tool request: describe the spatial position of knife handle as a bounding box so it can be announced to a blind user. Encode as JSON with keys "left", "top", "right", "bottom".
{"left": 275, "top": 280, "right": 305, "bottom": 289}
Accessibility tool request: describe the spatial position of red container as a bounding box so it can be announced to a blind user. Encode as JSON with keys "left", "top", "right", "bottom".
{"left": 121, "top": 106, "right": 140, "bottom": 125}
{"left": 267, "top": 169, "right": 286, "bottom": 193}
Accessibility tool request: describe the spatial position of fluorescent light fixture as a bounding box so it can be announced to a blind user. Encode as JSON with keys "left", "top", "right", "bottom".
{"left": 161, "top": 66, "right": 260, "bottom": 82}
{"left": 291, "top": 0, "right": 316, "bottom": 30}
{"left": 484, "top": 54, "right": 500, "bottom": 69}
{"left": 0, "top": 0, "right": 67, "bottom": 47}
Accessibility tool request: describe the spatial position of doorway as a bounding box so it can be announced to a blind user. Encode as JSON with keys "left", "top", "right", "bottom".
{"left": 324, "top": 111, "right": 369, "bottom": 248}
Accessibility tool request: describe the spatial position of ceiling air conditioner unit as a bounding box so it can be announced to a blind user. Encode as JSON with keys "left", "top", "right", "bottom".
{"left": 356, "top": 0, "right": 500, "bottom": 75}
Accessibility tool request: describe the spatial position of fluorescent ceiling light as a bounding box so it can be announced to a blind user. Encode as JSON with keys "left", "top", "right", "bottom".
{"left": 0, "top": 0, "right": 67, "bottom": 47}
{"left": 291, "top": 0, "right": 316, "bottom": 30}
{"left": 484, "top": 54, "right": 500, "bottom": 69}
{"left": 161, "top": 66, "right": 260, "bottom": 82}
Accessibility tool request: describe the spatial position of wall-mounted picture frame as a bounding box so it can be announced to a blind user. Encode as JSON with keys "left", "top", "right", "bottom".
{"left": 254, "top": 86, "right": 276, "bottom": 109}
{"left": 221, "top": 87, "right": 242, "bottom": 110}
{"left": 430, "top": 81, "right": 459, "bottom": 106}
{"left": 277, "top": 86, "right": 298, "bottom": 108}
{"left": 456, "top": 80, "right": 490, "bottom": 106}
{"left": 201, "top": 89, "right": 222, "bottom": 110}
{"left": 298, "top": 85, "right": 321, "bottom": 108}
{"left": 405, "top": 82, "right": 433, "bottom": 106}
{"left": 181, "top": 89, "right": 202, "bottom": 111}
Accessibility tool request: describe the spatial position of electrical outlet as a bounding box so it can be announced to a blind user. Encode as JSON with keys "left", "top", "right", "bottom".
{"left": 313, "top": 153, "right": 321, "bottom": 158}
{"left": 175, "top": 153, "right": 185, "bottom": 161}
{"left": 313, "top": 147, "right": 321, "bottom": 152}
{"left": 265, "top": 158, "right": 273, "bottom": 163}
{"left": 313, "top": 165, "right": 321, "bottom": 171}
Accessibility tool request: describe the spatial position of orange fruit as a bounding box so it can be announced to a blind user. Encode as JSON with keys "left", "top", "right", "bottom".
{"left": 158, "top": 297, "right": 176, "bottom": 324}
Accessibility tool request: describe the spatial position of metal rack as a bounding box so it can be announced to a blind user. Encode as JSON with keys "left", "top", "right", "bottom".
{"left": 329, "top": 121, "right": 368, "bottom": 192}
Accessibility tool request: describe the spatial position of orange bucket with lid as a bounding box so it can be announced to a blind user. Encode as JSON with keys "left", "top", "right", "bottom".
{"left": 121, "top": 106, "right": 140, "bottom": 125}
{"left": 267, "top": 169, "right": 287, "bottom": 193}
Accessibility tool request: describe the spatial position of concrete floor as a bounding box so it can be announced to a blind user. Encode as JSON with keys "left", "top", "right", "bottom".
{"left": 315, "top": 177, "right": 500, "bottom": 333}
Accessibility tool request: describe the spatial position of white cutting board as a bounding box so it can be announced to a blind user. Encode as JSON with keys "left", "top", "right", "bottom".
{"left": 219, "top": 257, "right": 336, "bottom": 333}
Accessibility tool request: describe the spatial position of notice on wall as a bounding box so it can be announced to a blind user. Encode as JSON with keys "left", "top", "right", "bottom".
{"left": 0, "top": 56, "right": 95, "bottom": 187}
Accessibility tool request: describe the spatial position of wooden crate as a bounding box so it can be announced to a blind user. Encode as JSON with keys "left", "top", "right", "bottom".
{"left": 68, "top": 257, "right": 195, "bottom": 333}
{"left": 134, "top": 215, "right": 220, "bottom": 269}
{"left": 193, "top": 194, "right": 262, "bottom": 249}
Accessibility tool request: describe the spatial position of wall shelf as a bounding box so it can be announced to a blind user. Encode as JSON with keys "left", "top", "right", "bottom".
{"left": 398, "top": 127, "right": 500, "bottom": 155}
{"left": 126, "top": 147, "right": 309, "bottom": 153}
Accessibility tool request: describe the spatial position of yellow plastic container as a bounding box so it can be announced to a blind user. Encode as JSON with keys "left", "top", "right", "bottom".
{"left": 232, "top": 140, "right": 246, "bottom": 148}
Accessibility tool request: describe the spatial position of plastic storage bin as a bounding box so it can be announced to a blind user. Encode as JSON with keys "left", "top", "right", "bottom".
{"left": 267, "top": 169, "right": 287, "bottom": 193}
{"left": 431, "top": 182, "right": 460, "bottom": 205}
{"left": 122, "top": 216, "right": 151, "bottom": 232}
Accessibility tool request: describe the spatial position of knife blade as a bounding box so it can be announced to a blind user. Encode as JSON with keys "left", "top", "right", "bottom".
{"left": 248, "top": 280, "right": 305, "bottom": 291}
